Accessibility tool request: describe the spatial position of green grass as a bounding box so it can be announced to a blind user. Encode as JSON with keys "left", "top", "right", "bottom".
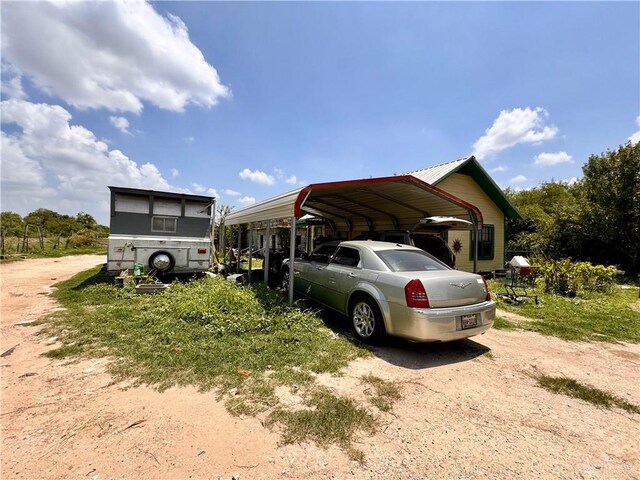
{"left": 361, "top": 374, "right": 402, "bottom": 412}
{"left": 45, "top": 266, "right": 378, "bottom": 457}
{"left": 265, "top": 387, "right": 376, "bottom": 462}
{"left": 27, "top": 245, "right": 106, "bottom": 258}
{"left": 1, "top": 245, "right": 106, "bottom": 262}
{"left": 489, "top": 280, "right": 640, "bottom": 343}
{"left": 537, "top": 375, "right": 640, "bottom": 414}
{"left": 492, "top": 317, "right": 520, "bottom": 331}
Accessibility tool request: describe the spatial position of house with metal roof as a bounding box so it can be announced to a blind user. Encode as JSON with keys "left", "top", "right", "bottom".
{"left": 409, "top": 155, "right": 521, "bottom": 273}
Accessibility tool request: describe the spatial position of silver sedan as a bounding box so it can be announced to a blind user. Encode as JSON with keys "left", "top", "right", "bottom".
{"left": 282, "top": 240, "right": 495, "bottom": 343}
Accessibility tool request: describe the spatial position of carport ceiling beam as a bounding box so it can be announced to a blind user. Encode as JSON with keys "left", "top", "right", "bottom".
{"left": 335, "top": 195, "right": 400, "bottom": 230}
{"left": 310, "top": 198, "right": 373, "bottom": 231}
{"left": 359, "top": 187, "right": 429, "bottom": 217}
{"left": 304, "top": 204, "right": 353, "bottom": 231}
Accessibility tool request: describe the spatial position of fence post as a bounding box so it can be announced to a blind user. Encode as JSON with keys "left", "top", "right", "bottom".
{"left": 21, "top": 224, "right": 29, "bottom": 253}
{"left": 37, "top": 226, "right": 45, "bottom": 249}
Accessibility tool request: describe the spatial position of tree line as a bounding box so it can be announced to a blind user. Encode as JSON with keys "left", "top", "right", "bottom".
{"left": 506, "top": 141, "right": 639, "bottom": 275}
{"left": 0, "top": 209, "right": 109, "bottom": 254}
{"left": 1, "top": 209, "right": 108, "bottom": 237}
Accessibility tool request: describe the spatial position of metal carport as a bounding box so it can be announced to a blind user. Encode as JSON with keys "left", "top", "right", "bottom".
{"left": 223, "top": 174, "right": 483, "bottom": 303}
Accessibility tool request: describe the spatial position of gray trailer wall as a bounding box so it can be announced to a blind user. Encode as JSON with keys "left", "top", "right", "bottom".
{"left": 110, "top": 190, "right": 211, "bottom": 238}
{"left": 110, "top": 212, "right": 210, "bottom": 237}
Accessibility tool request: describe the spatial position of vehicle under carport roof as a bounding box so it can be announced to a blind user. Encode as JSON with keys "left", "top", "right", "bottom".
{"left": 222, "top": 174, "right": 485, "bottom": 303}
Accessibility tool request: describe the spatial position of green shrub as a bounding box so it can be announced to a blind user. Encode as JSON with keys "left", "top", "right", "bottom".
{"left": 67, "top": 229, "right": 99, "bottom": 248}
{"left": 534, "top": 257, "right": 617, "bottom": 297}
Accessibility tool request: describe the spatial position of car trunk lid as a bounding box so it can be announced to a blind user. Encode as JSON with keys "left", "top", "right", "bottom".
{"left": 396, "top": 270, "right": 488, "bottom": 308}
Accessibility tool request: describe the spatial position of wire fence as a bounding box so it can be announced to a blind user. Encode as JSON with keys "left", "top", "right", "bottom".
{"left": 0, "top": 226, "right": 108, "bottom": 257}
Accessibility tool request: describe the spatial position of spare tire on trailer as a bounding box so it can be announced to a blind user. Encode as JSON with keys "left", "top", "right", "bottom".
{"left": 148, "top": 250, "right": 175, "bottom": 273}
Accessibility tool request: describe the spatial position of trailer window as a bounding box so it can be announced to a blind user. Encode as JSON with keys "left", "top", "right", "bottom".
{"left": 151, "top": 216, "right": 177, "bottom": 233}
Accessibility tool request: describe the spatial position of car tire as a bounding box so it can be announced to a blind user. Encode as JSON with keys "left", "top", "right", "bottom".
{"left": 350, "top": 295, "right": 386, "bottom": 343}
{"left": 148, "top": 250, "right": 175, "bottom": 273}
{"left": 280, "top": 266, "right": 291, "bottom": 292}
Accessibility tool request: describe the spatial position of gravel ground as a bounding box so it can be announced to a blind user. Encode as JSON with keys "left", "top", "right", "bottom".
{"left": 1, "top": 256, "right": 639, "bottom": 479}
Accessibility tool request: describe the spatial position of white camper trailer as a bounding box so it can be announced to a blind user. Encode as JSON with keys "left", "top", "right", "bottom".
{"left": 107, "top": 186, "right": 215, "bottom": 276}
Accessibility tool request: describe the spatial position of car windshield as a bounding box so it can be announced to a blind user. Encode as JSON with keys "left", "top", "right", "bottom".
{"left": 376, "top": 249, "right": 449, "bottom": 272}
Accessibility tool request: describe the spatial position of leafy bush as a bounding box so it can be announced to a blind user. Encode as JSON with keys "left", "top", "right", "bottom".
{"left": 67, "top": 228, "right": 99, "bottom": 247}
{"left": 534, "top": 257, "right": 617, "bottom": 297}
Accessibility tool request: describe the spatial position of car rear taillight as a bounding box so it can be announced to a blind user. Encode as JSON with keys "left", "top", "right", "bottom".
{"left": 197, "top": 248, "right": 207, "bottom": 254}
{"left": 482, "top": 277, "right": 491, "bottom": 301}
{"left": 405, "top": 279, "right": 430, "bottom": 308}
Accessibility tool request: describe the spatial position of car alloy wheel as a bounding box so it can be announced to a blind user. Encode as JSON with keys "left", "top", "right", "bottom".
{"left": 352, "top": 300, "right": 376, "bottom": 338}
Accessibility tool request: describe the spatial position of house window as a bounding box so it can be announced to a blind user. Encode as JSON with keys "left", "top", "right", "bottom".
{"left": 151, "top": 216, "right": 177, "bottom": 233}
{"left": 469, "top": 225, "right": 494, "bottom": 260}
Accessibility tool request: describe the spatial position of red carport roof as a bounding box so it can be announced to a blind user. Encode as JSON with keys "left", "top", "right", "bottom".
{"left": 224, "top": 175, "right": 482, "bottom": 230}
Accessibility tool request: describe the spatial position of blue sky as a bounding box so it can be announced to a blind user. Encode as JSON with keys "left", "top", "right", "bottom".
{"left": 1, "top": 1, "right": 638, "bottom": 224}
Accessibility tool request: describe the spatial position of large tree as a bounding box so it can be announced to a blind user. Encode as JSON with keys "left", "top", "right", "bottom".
{"left": 505, "top": 141, "right": 639, "bottom": 274}
{"left": 580, "top": 141, "right": 640, "bottom": 274}
{"left": 0, "top": 211, "right": 24, "bottom": 236}
{"left": 506, "top": 181, "right": 584, "bottom": 258}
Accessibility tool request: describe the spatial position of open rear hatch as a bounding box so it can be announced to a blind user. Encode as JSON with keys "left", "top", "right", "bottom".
{"left": 412, "top": 216, "right": 473, "bottom": 233}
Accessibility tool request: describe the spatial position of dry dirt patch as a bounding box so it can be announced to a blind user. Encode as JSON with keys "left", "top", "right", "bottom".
{"left": 1, "top": 256, "right": 639, "bottom": 479}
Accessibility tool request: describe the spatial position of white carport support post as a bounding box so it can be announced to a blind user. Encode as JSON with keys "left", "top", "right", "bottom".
{"left": 473, "top": 220, "right": 479, "bottom": 274}
{"left": 248, "top": 223, "right": 253, "bottom": 282}
{"left": 288, "top": 216, "right": 296, "bottom": 305}
{"left": 264, "top": 221, "right": 270, "bottom": 285}
{"left": 237, "top": 228, "right": 242, "bottom": 273}
{"left": 220, "top": 222, "right": 226, "bottom": 260}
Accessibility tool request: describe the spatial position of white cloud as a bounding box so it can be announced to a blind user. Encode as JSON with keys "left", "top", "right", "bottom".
{"left": 508, "top": 174, "right": 528, "bottom": 184}
{"left": 1, "top": 62, "right": 26, "bottom": 99}
{"left": 274, "top": 168, "right": 284, "bottom": 179}
{"left": 224, "top": 189, "right": 241, "bottom": 197}
{"left": 207, "top": 188, "right": 218, "bottom": 198}
{"left": 285, "top": 175, "right": 298, "bottom": 185}
{"left": 170, "top": 168, "right": 180, "bottom": 177}
{"left": 0, "top": 99, "right": 182, "bottom": 222}
{"left": 185, "top": 136, "right": 195, "bottom": 143}
{"left": 472, "top": 107, "right": 558, "bottom": 160}
{"left": 629, "top": 115, "right": 640, "bottom": 144}
{"left": 192, "top": 183, "right": 207, "bottom": 193}
{"left": 534, "top": 151, "right": 574, "bottom": 167}
{"left": 109, "top": 116, "right": 130, "bottom": 134}
{"left": 1, "top": 1, "right": 229, "bottom": 113}
{"left": 238, "top": 196, "right": 256, "bottom": 206}
{"left": 239, "top": 168, "right": 275, "bottom": 185}
{"left": 490, "top": 165, "right": 508, "bottom": 173}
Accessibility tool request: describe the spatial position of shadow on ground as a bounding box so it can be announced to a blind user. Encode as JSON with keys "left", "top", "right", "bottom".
{"left": 303, "top": 298, "right": 491, "bottom": 370}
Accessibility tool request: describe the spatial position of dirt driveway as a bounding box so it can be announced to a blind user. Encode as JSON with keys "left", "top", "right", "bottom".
{"left": 1, "top": 256, "right": 639, "bottom": 479}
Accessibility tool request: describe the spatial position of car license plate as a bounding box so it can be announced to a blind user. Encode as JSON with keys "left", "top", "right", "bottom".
{"left": 460, "top": 314, "right": 478, "bottom": 330}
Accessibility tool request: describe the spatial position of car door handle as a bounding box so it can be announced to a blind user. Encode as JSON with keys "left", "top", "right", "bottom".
{"left": 347, "top": 272, "right": 359, "bottom": 278}
{"left": 315, "top": 266, "right": 324, "bottom": 270}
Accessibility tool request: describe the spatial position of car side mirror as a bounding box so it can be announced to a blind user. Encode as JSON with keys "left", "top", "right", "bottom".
{"left": 300, "top": 252, "right": 309, "bottom": 260}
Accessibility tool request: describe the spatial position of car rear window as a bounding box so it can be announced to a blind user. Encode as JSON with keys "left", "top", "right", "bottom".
{"left": 375, "top": 249, "right": 449, "bottom": 272}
